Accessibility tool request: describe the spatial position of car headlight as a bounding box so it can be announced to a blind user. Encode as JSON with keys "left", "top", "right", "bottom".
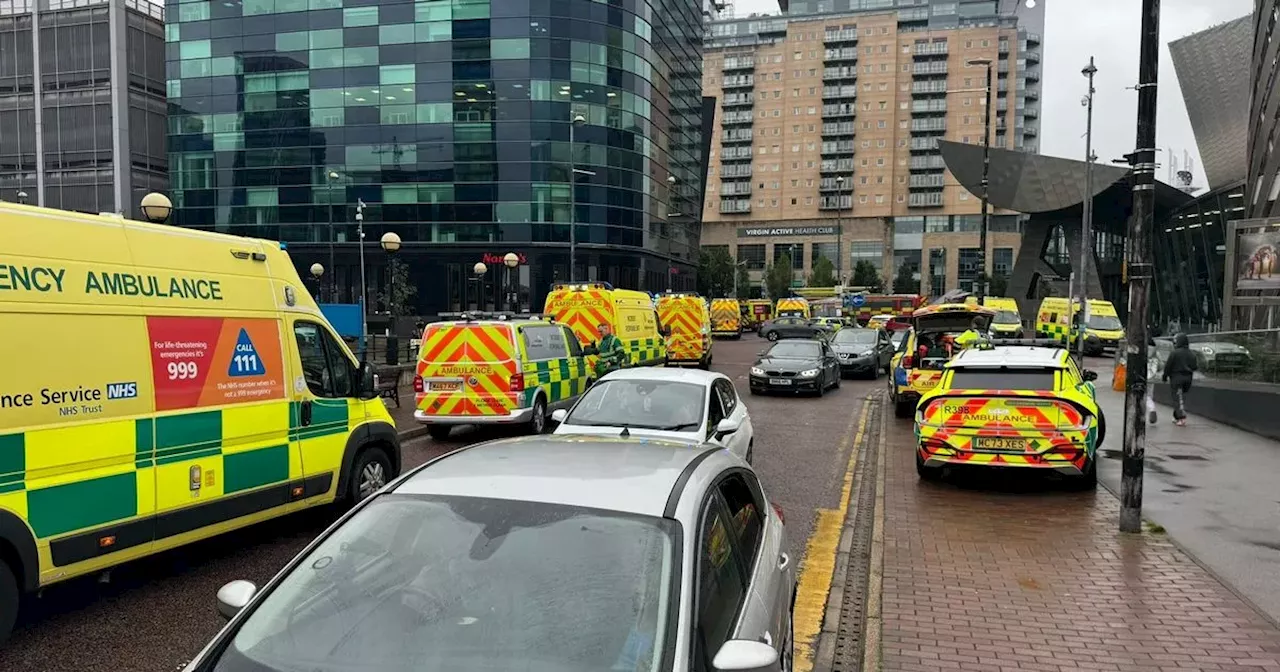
{"left": 1200, "top": 347, "right": 1214, "bottom": 356}
{"left": 751, "top": 367, "right": 765, "bottom": 376}
{"left": 800, "top": 368, "right": 820, "bottom": 378}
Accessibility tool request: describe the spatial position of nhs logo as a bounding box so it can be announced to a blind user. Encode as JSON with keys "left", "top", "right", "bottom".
{"left": 106, "top": 382, "right": 138, "bottom": 400}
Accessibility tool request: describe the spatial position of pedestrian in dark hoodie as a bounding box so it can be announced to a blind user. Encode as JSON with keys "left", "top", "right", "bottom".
{"left": 1161, "top": 333, "right": 1198, "bottom": 427}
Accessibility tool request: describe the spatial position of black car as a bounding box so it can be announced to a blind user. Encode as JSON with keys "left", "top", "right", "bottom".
{"left": 749, "top": 338, "right": 841, "bottom": 396}
{"left": 830, "top": 327, "right": 895, "bottom": 379}
{"left": 758, "top": 317, "right": 828, "bottom": 341}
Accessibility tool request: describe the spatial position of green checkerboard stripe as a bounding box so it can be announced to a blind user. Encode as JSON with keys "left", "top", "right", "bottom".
{"left": 627, "top": 337, "right": 665, "bottom": 366}
{"left": 0, "top": 433, "right": 24, "bottom": 495}
{"left": 524, "top": 358, "right": 588, "bottom": 406}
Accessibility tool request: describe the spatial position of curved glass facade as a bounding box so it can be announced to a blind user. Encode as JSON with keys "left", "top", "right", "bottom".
{"left": 166, "top": 0, "right": 704, "bottom": 313}
{"left": 1152, "top": 181, "right": 1245, "bottom": 331}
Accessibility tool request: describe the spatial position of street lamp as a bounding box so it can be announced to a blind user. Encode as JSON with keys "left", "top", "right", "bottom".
{"left": 16, "top": 190, "right": 28, "bottom": 205}
{"left": 139, "top": 192, "right": 173, "bottom": 224}
{"left": 835, "top": 175, "right": 846, "bottom": 284}
{"left": 966, "top": 57, "right": 995, "bottom": 300}
{"left": 503, "top": 252, "right": 520, "bottom": 312}
{"left": 1074, "top": 57, "right": 1098, "bottom": 361}
{"left": 310, "top": 263, "right": 325, "bottom": 300}
{"left": 380, "top": 232, "right": 401, "bottom": 318}
{"left": 356, "top": 199, "right": 368, "bottom": 355}
{"left": 568, "top": 114, "right": 587, "bottom": 282}
{"left": 472, "top": 261, "right": 488, "bottom": 311}
{"left": 326, "top": 171, "right": 340, "bottom": 301}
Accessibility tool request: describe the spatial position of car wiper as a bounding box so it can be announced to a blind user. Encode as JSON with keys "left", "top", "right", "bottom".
{"left": 658, "top": 422, "right": 701, "bottom": 431}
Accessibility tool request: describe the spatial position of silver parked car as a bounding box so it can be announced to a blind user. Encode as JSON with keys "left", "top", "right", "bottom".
{"left": 182, "top": 436, "right": 797, "bottom": 672}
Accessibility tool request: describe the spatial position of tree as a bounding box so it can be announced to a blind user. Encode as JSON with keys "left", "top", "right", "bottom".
{"left": 735, "top": 265, "right": 751, "bottom": 299}
{"left": 851, "top": 260, "right": 883, "bottom": 292}
{"left": 808, "top": 255, "right": 836, "bottom": 287}
{"left": 375, "top": 257, "right": 417, "bottom": 317}
{"left": 698, "top": 247, "right": 736, "bottom": 297}
{"left": 892, "top": 263, "right": 920, "bottom": 294}
{"left": 764, "top": 253, "right": 794, "bottom": 300}
{"left": 986, "top": 273, "right": 1009, "bottom": 297}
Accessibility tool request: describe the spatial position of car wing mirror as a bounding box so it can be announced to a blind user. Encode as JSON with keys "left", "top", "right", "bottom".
{"left": 1082, "top": 370, "right": 1098, "bottom": 382}
{"left": 714, "top": 416, "right": 742, "bottom": 440}
{"left": 551, "top": 408, "right": 568, "bottom": 423}
{"left": 216, "top": 580, "right": 257, "bottom": 621}
{"left": 713, "top": 639, "right": 781, "bottom": 671}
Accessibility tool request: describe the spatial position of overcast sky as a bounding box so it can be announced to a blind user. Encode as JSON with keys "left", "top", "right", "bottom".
{"left": 731, "top": 0, "right": 1253, "bottom": 189}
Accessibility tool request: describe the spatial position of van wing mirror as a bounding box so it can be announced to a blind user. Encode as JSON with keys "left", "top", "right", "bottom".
{"left": 583, "top": 343, "right": 599, "bottom": 356}
{"left": 357, "top": 361, "right": 376, "bottom": 399}
{"left": 1082, "top": 370, "right": 1098, "bottom": 382}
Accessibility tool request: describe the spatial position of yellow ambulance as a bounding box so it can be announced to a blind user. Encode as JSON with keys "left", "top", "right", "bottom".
{"left": 710, "top": 298, "right": 743, "bottom": 338}
{"left": 657, "top": 292, "right": 713, "bottom": 369}
{"left": 542, "top": 282, "right": 666, "bottom": 368}
{"left": 1035, "top": 297, "right": 1125, "bottom": 355}
{"left": 0, "top": 199, "right": 399, "bottom": 643}
{"left": 775, "top": 297, "right": 811, "bottom": 319}
{"left": 982, "top": 296, "right": 1025, "bottom": 338}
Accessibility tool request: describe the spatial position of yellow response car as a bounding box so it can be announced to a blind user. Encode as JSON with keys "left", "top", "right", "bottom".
{"left": 914, "top": 342, "right": 1105, "bottom": 487}
{"left": 0, "top": 200, "right": 399, "bottom": 643}
{"left": 888, "top": 303, "right": 995, "bottom": 418}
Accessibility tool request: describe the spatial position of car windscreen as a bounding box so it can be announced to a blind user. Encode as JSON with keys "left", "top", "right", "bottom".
{"left": 564, "top": 379, "right": 706, "bottom": 431}
{"left": 948, "top": 368, "right": 1057, "bottom": 391}
{"left": 1086, "top": 315, "right": 1123, "bottom": 331}
{"left": 833, "top": 329, "right": 878, "bottom": 345}
{"left": 765, "top": 341, "right": 821, "bottom": 359}
{"left": 992, "top": 310, "right": 1021, "bottom": 324}
{"left": 210, "top": 495, "right": 679, "bottom": 672}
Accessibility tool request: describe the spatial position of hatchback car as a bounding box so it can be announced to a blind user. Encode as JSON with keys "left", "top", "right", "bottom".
{"left": 182, "top": 437, "right": 796, "bottom": 672}
{"left": 552, "top": 368, "right": 756, "bottom": 463}
{"left": 758, "top": 317, "right": 826, "bottom": 342}
{"left": 749, "top": 338, "right": 841, "bottom": 396}
{"left": 829, "top": 327, "right": 895, "bottom": 379}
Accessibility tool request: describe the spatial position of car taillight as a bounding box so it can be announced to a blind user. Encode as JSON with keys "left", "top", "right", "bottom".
{"left": 902, "top": 354, "right": 914, "bottom": 367}
{"left": 412, "top": 375, "right": 424, "bottom": 393}
{"left": 771, "top": 502, "right": 785, "bottom": 524}
{"left": 509, "top": 373, "right": 525, "bottom": 392}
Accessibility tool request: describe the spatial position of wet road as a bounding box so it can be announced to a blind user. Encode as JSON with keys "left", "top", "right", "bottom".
{"left": 0, "top": 336, "right": 871, "bottom": 672}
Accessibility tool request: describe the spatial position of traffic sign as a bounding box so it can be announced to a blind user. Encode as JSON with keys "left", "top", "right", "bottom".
{"left": 846, "top": 294, "right": 866, "bottom": 308}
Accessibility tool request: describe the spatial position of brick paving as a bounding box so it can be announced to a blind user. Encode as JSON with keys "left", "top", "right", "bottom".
{"left": 880, "top": 425, "right": 1280, "bottom": 672}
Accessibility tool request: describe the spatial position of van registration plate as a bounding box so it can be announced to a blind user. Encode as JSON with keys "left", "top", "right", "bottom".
{"left": 430, "top": 381, "right": 461, "bottom": 392}
{"left": 973, "top": 437, "right": 1026, "bottom": 452}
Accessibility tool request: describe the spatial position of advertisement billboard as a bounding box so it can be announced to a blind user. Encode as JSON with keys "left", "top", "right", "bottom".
{"left": 1233, "top": 221, "right": 1280, "bottom": 294}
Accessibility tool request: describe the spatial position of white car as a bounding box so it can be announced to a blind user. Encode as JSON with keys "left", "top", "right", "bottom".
{"left": 552, "top": 368, "right": 757, "bottom": 463}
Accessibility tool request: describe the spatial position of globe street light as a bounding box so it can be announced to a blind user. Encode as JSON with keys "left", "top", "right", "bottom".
{"left": 472, "top": 261, "right": 488, "bottom": 311}
{"left": 380, "top": 232, "right": 402, "bottom": 318}
{"left": 326, "top": 171, "right": 340, "bottom": 300}
{"left": 568, "top": 114, "right": 587, "bottom": 281}
{"left": 503, "top": 252, "right": 520, "bottom": 312}
{"left": 16, "top": 191, "right": 28, "bottom": 205}
{"left": 310, "top": 263, "right": 325, "bottom": 301}
{"left": 140, "top": 192, "right": 173, "bottom": 224}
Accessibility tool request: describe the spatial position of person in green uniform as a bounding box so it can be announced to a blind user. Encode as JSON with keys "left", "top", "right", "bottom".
{"left": 954, "top": 317, "right": 990, "bottom": 350}
{"left": 593, "top": 322, "right": 629, "bottom": 379}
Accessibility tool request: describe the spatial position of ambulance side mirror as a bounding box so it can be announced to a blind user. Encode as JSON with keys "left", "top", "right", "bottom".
{"left": 583, "top": 344, "right": 599, "bottom": 356}
{"left": 1082, "top": 370, "right": 1098, "bottom": 383}
{"left": 357, "top": 361, "right": 377, "bottom": 399}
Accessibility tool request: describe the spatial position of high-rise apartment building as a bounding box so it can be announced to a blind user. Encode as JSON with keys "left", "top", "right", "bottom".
{"left": 700, "top": 0, "right": 1042, "bottom": 296}
{"left": 165, "top": 0, "right": 705, "bottom": 314}
{"left": 0, "top": 0, "right": 167, "bottom": 217}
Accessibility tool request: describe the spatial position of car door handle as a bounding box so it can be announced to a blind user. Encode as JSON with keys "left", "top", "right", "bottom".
{"left": 778, "top": 552, "right": 790, "bottom": 570}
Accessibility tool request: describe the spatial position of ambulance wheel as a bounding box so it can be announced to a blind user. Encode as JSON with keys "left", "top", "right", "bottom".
{"left": 350, "top": 446, "right": 393, "bottom": 502}
{"left": 0, "top": 559, "right": 18, "bottom": 647}
{"left": 1097, "top": 411, "right": 1107, "bottom": 447}
{"left": 427, "top": 425, "right": 452, "bottom": 440}
{"left": 833, "top": 372, "right": 841, "bottom": 389}
{"left": 529, "top": 396, "right": 548, "bottom": 434}
{"left": 916, "top": 451, "right": 941, "bottom": 481}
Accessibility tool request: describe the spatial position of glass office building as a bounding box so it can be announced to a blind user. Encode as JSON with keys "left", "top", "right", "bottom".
{"left": 166, "top": 0, "right": 705, "bottom": 313}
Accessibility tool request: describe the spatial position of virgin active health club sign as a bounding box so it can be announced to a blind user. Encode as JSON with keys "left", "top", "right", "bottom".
{"left": 738, "top": 226, "right": 838, "bottom": 238}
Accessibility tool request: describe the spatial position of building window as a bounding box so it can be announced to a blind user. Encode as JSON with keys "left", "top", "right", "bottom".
{"left": 774, "top": 244, "right": 805, "bottom": 269}
{"left": 957, "top": 247, "right": 981, "bottom": 292}
{"left": 928, "top": 248, "right": 947, "bottom": 297}
{"left": 850, "top": 240, "right": 883, "bottom": 272}
{"left": 924, "top": 216, "right": 951, "bottom": 233}
{"left": 738, "top": 244, "right": 766, "bottom": 270}
{"left": 811, "top": 242, "right": 839, "bottom": 266}
{"left": 993, "top": 248, "right": 1015, "bottom": 277}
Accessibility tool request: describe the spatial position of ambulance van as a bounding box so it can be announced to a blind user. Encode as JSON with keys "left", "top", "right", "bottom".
{"left": 657, "top": 292, "right": 714, "bottom": 368}
{"left": 542, "top": 282, "right": 667, "bottom": 368}
{"left": 0, "top": 200, "right": 400, "bottom": 643}
{"left": 1036, "top": 297, "right": 1125, "bottom": 355}
{"left": 710, "top": 298, "right": 743, "bottom": 338}
{"left": 982, "top": 296, "right": 1025, "bottom": 338}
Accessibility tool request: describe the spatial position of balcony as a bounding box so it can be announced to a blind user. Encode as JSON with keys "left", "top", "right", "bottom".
{"left": 1024, "top": 125, "right": 1038, "bottom": 137}
{"left": 1024, "top": 67, "right": 1041, "bottom": 82}
{"left": 720, "top": 146, "right": 753, "bottom": 161}
{"left": 722, "top": 93, "right": 754, "bottom": 107}
{"left": 720, "top": 164, "right": 752, "bottom": 178}
{"left": 909, "top": 192, "right": 944, "bottom": 207}
{"left": 722, "top": 74, "right": 754, "bottom": 89}
{"left": 821, "top": 122, "right": 856, "bottom": 136}
{"left": 822, "top": 103, "right": 856, "bottom": 118}
{"left": 719, "top": 198, "right": 752, "bottom": 214}
{"left": 910, "top": 117, "right": 947, "bottom": 134}
{"left": 911, "top": 99, "right": 947, "bottom": 114}
{"left": 824, "top": 47, "right": 858, "bottom": 63}
{"left": 823, "top": 28, "right": 858, "bottom": 44}
{"left": 723, "top": 57, "right": 754, "bottom": 71}
{"left": 822, "top": 84, "right": 858, "bottom": 100}
{"left": 1026, "top": 49, "right": 1040, "bottom": 64}
{"left": 821, "top": 140, "right": 856, "bottom": 155}
{"left": 1027, "top": 32, "right": 1041, "bottom": 45}
{"left": 998, "top": 41, "right": 1010, "bottom": 54}
{"left": 1024, "top": 106, "right": 1038, "bottom": 119}
{"left": 819, "top": 195, "right": 854, "bottom": 210}
{"left": 898, "top": 7, "right": 928, "bottom": 22}
{"left": 721, "top": 129, "right": 753, "bottom": 143}
{"left": 909, "top": 173, "right": 945, "bottom": 188}
{"left": 822, "top": 66, "right": 858, "bottom": 81}
{"left": 819, "top": 177, "right": 849, "bottom": 192}
{"left": 909, "top": 155, "right": 946, "bottom": 171}
{"left": 1024, "top": 86, "right": 1039, "bottom": 100}
{"left": 913, "top": 41, "right": 948, "bottom": 57}
{"left": 911, "top": 61, "right": 948, "bottom": 77}
{"left": 722, "top": 110, "right": 754, "bottom": 125}
{"left": 820, "top": 158, "right": 856, "bottom": 173}
{"left": 911, "top": 80, "right": 948, "bottom": 95}
{"left": 909, "top": 136, "right": 939, "bottom": 152}
{"left": 720, "top": 181, "right": 752, "bottom": 196}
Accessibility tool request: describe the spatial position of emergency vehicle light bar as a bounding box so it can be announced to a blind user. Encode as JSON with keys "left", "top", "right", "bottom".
{"left": 436, "top": 311, "right": 551, "bottom": 322}
{"left": 551, "top": 281, "right": 615, "bottom": 291}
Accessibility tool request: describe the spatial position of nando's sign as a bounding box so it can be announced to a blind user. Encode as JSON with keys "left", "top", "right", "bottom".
{"left": 480, "top": 252, "right": 528, "bottom": 265}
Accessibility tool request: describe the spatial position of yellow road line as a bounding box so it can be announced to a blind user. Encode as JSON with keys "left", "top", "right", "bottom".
{"left": 862, "top": 400, "right": 888, "bottom": 672}
{"left": 793, "top": 393, "right": 873, "bottom": 672}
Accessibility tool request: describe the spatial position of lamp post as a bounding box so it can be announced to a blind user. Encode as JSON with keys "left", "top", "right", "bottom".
{"left": 16, "top": 190, "right": 28, "bottom": 205}
{"left": 503, "top": 252, "right": 520, "bottom": 312}
{"left": 139, "top": 192, "right": 173, "bottom": 224}
{"left": 835, "top": 175, "right": 846, "bottom": 285}
{"left": 326, "top": 171, "right": 340, "bottom": 301}
{"left": 380, "top": 232, "right": 401, "bottom": 319}
{"left": 356, "top": 199, "right": 368, "bottom": 356}
{"left": 472, "top": 262, "right": 488, "bottom": 311}
{"left": 966, "top": 57, "right": 995, "bottom": 301}
{"left": 568, "top": 114, "right": 586, "bottom": 282}
{"left": 1075, "top": 57, "right": 1098, "bottom": 361}
{"left": 310, "top": 263, "right": 325, "bottom": 300}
